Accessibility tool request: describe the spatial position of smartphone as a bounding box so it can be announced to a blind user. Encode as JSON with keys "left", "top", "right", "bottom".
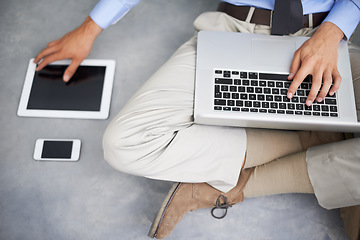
{"left": 34, "top": 139, "right": 81, "bottom": 161}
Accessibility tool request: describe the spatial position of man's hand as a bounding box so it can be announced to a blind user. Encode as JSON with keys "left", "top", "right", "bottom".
{"left": 34, "top": 16, "right": 103, "bottom": 82}
{"left": 287, "top": 22, "right": 344, "bottom": 106}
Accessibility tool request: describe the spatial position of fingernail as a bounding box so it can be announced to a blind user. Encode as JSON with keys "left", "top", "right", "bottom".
{"left": 288, "top": 73, "right": 294, "bottom": 79}
{"left": 287, "top": 92, "right": 293, "bottom": 98}
{"left": 329, "top": 91, "right": 334, "bottom": 96}
{"left": 306, "top": 100, "right": 312, "bottom": 106}
{"left": 64, "top": 75, "right": 70, "bottom": 82}
{"left": 317, "top": 97, "right": 322, "bottom": 102}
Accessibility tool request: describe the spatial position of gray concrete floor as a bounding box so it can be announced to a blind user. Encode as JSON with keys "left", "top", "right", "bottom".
{"left": 1, "top": 1, "right": 357, "bottom": 239}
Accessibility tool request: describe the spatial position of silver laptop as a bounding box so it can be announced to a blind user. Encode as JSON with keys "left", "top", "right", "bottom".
{"left": 194, "top": 31, "right": 360, "bottom": 132}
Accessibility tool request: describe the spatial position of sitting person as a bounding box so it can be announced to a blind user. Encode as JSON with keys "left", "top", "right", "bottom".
{"left": 34, "top": 0, "right": 360, "bottom": 239}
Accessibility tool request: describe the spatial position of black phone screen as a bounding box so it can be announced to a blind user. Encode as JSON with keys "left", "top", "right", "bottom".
{"left": 41, "top": 141, "right": 73, "bottom": 159}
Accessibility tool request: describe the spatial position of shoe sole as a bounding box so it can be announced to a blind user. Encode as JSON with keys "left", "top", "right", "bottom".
{"left": 148, "top": 182, "right": 182, "bottom": 238}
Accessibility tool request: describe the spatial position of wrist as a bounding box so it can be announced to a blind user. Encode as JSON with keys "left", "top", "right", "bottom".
{"left": 82, "top": 16, "right": 103, "bottom": 40}
{"left": 313, "top": 21, "right": 344, "bottom": 46}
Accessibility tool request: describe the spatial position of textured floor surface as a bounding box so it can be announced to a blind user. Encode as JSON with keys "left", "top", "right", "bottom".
{"left": 1, "top": 1, "right": 358, "bottom": 239}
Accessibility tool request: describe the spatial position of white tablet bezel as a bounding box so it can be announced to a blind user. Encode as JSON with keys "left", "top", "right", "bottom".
{"left": 18, "top": 58, "right": 115, "bottom": 119}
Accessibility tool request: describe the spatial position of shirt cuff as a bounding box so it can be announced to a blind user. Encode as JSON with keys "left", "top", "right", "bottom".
{"left": 90, "top": 0, "right": 140, "bottom": 29}
{"left": 323, "top": 0, "right": 360, "bottom": 40}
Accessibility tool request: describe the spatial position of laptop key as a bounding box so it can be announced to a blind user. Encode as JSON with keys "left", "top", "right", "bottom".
{"left": 268, "top": 81, "right": 275, "bottom": 87}
{"left": 266, "top": 95, "right": 273, "bottom": 101}
{"left": 258, "top": 95, "right": 265, "bottom": 101}
{"left": 247, "top": 87, "right": 254, "bottom": 93}
{"left": 272, "top": 88, "right": 280, "bottom": 94}
{"left": 325, "top": 99, "right": 337, "bottom": 105}
{"left": 249, "top": 72, "right": 258, "bottom": 79}
{"left": 275, "top": 95, "right": 282, "bottom": 102}
{"left": 276, "top": 81, "right": 283, "bottom": 88}
{"left": 249, "top": 94, "right": 256, "bottom": 100}
{"left": 223, "top": 92, "right": 231, "bottom": 99}
{"left": 279, "top": 103, "right": 286, "bottom": 109}
{"left": 271, "top": 102, "right": 278, "bottom": 109}
{"left": 236, "top": 100, "right": 243, "bottom": 107}
{"left": 238, "top": 86, "right": 246, "bottom": 92}
{"left": 330, "top": 106, "right": 337, "bottom": 112}
{"left": 215, "top": 78, "right": 232, "bottom": 84}
{"left": 259, "top": 73, "right": 288, "bottom": 80}
{"left": 240, "top": 93, "right": 248, "bottom": 100}
{"left": 223, "top": 71, "right": 231, "bottom": 78}
{"left": 227, "top": 100, "right": 235, "bottom": 106}
{"left": 240, "top": 72, "right": 247, "bottom": 78}
{"left": 251, "top": 80, "right": 258, "bottom": 86}
{"left": 215, "top": 99, "right": 226, "bottom": 105}
{"left": 242, "top": 79, "right": 250, "bottom": 85}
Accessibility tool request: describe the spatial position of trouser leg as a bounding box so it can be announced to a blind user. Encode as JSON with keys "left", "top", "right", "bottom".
{"left": 103, "top": 34, "right": 247, "bottom": 193}
{"left": 103, "top": 12, "right": 279, "bottom": 193}
{"left": 243, "top": 128, "right": 344, "bottom": 197}
{"left": 243, "top": 151, "right": 313, "bottom": 198}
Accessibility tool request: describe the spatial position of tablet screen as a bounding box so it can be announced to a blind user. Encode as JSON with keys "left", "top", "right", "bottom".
{"left": 27, "top": 65, "right": 106, "bottom": 111}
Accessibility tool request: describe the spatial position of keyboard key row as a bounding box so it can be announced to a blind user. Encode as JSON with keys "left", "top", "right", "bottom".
{"left": 214, "top": 106, "right": 338, "bottom": 117}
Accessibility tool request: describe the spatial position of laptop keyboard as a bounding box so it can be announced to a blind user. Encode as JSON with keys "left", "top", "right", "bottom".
{"left": 213, "top": 69, "right": 339, "bottom": 117}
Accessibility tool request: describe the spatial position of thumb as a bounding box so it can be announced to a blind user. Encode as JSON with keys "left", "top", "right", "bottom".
{"left": 63, "top": 60, "right": 81, "bottom": 82}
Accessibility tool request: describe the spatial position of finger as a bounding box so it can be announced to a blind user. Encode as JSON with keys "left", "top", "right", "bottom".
{"left": 316, "top": 70, "right": 332, "bottom": 102}
{"left": 288, "top": 50, "right": 301, "bottom": 80}
{"left": 287, "top": 67, "right": 308, "bottom": 99}
{"left": 306, "top": 74, "right": 322, "bottom": 106}
{"left": 329, "top": 70, "right": 342, "bottom": 96}
{"left": 63, "top": 60, "right": 81, "bottom": 82}
{"left": 34, "top": 45, "right": 59, "bottom": 64}
{"left": 35, "top": 53, "right": 61, "bottom": 71}
{"left": 47, "top": 39, "right": 61, "bottom": 47}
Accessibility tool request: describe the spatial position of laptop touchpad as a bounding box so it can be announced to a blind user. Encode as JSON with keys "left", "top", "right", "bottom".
{"left": 251, "top": 38, "right": 296, "bottom": 68}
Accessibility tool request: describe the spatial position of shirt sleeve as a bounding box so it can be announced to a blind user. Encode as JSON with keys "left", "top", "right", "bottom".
{"left": 323, "top": 0, "right": 360, "bottom": 39}
{"left": 89, "top": 0, "right": 142, "bottom": 29}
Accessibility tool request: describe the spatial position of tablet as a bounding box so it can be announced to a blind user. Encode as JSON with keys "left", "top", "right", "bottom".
{"left": 18, "top": 59, "right": 115, "bottom": 119}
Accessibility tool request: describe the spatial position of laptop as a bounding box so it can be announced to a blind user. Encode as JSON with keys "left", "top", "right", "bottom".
{"left": 194, "top": 31, "right": 360, "bottom": 132}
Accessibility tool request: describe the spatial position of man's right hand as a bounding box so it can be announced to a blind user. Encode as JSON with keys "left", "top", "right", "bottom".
{"left": 34, "top": 16, "right": 103, "bottom": 82}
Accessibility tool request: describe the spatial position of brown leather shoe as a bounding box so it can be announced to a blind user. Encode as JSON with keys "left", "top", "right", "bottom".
{"left": 148, "top": 168, "right": 254, "bottom": 239}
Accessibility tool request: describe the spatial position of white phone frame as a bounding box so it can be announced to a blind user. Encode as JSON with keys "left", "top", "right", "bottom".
{"left": 18, "top": 58, "right": 115, "bottom": 119}
{"left": 34, "top": 139, "right": 81, "bottom": 161}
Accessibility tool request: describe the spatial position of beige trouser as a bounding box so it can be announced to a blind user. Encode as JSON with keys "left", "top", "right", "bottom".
{"left": 103, "top": 11, "right": 359, "bottom": 194}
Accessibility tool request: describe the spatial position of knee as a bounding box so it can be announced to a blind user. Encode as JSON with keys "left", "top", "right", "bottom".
{"left": 102, "top": 119, "right": 169, "bottom": 177}
{"left": 102, "top": 123, "right": 145, "bottom": 176}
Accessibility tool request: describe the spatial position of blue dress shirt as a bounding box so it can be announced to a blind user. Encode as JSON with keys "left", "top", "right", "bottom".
{"left": 89, "top": 0, "right": 360, "bottom": 39}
